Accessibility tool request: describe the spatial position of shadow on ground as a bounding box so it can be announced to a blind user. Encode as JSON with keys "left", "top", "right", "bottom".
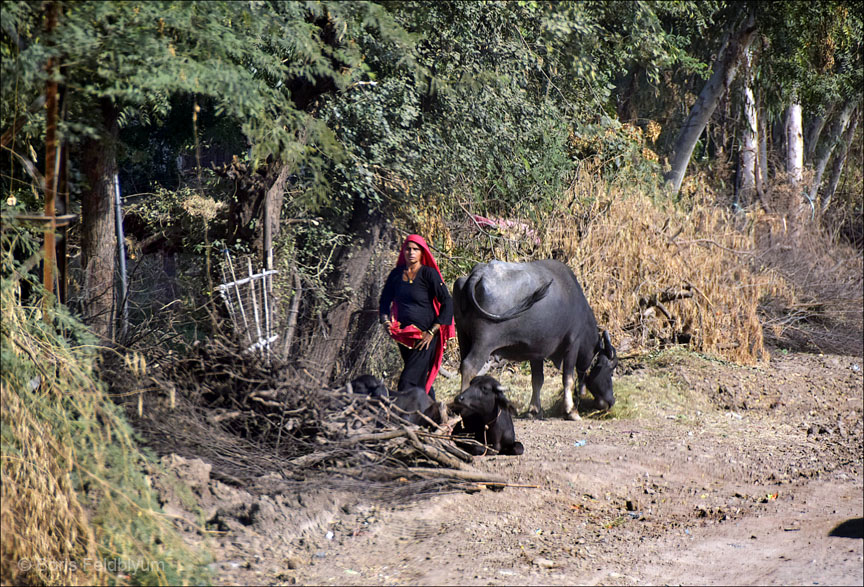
{"left": 830, "top": 518, "right": 864, "bottom": 539}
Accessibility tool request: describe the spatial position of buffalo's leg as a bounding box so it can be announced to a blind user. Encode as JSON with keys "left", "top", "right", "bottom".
{"left": 576, "top": 378, "right": 587, "bottom": 410}
{"left": 459, "top": 349, "right": 488, "bottom": 391}
{"left": 562, "top": 360, "right": 580, "bottom": 420}
{"left": 528, "top": 359, "right": 545, "bottom": 418}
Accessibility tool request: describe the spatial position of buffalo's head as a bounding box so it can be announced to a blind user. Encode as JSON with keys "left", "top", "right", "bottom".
{"left": 450, "top": 375, "right": 516, "bottom": 417}
{"left": 584, "top": 330, "right": 618, "bottom": 410}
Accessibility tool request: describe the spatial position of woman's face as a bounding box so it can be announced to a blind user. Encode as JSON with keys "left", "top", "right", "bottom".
{"left": 405, "top": 242, "right": 422, "bottom": 265}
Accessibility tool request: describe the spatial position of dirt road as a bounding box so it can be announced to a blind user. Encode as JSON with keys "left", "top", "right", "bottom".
{"left": 173, "top": 350, "right": 863, "bottom": 586}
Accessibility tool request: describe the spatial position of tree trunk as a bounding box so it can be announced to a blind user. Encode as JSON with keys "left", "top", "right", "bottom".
{"left": 821, "top": 106, "right": 860, "bottom": 215}
{"left": 737, "top": 48, "right": 758, "bottom": 207}
{"left": 664, "top": 8, "right": 757, "bottom": 196}
{"left": 757, "top": 101, "right": 768, "bottom": 199}
{"left": 804, "top": 101, "right": 836, "bottom": 165}
{"left": 616, "top": 68, "right": 640, "bottom": 123}
{"left": 300, "top": 202, "right": 393, "bottom": 385}
{"left": 808, "top": 99, "right": 855, "bottom": 203}
{"left": 80, "top": 98, "right": 119, "bottom": 340}
{"left": 784, "top": 98, "right": 804, "bottom": 186}
{"left": 262, "top": 162, "right": 289, "bottom": 270}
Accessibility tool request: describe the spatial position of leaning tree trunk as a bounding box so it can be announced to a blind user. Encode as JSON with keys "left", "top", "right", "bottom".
{"left": 262, "top": 162, "right": 290, "bottom": 269}
{"left": 80, "top": 98, "right": 119, "bottom": 340}
{"left": 821, "top": 106, "right": 860, "bottom": 215}
{"left": 737, "top": 47, "right": 758, "bottom": 207}
{"left": 785, "top": 97, "right": 804, "bottom": 187}
{"left": 664, "top": 8, "right": 757, "bottom": 196}
{"left": 262, "top": 121, "right": 310, "bottom": 269}
{"left": 301, "top": 201, "right": 393, "bottom": 386}
{"left": 808, "top": 99, "right": 855, "bottom": 204}
{"left": 804, "top": 101, "right": 836, "bottom": 165}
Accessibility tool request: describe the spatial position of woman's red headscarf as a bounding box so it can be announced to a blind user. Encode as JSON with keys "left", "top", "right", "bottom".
{"left": 388, "top": 234, "right": 455, "bottom": 393}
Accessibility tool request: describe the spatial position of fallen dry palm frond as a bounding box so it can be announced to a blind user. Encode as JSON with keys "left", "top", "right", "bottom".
{"left": 563, "top": 191, "right": 791, "bottom": 364}
{"left": 119, "top": 337, "right": 507, "bottom": 501}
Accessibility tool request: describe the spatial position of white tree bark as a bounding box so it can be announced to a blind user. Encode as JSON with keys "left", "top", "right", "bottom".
{"left": 664, "top": 9, "right": 757, "bottom": 196}
{"left": 785, "top": 99, "right": 804, "bottom": 186}
{"left": 808, "top": 100, "right": 855, "bottom": 203}
{"left": 758, "top": 103, "right": 768, "bottom": 195}
{"left": 738, "top": 48, "right": 758, "bottom": 206}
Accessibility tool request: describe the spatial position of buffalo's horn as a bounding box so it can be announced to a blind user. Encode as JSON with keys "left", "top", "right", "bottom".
{"left": 602, "top": 330, "right": 616, "bottom": 359}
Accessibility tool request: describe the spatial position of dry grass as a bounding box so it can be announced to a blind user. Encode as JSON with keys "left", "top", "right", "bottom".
{"left": 554, "top": 186, "right": 783, "bottom": 365}
{"left": 421, "top": 167, "right": 802, "bottom": 367}
{"left": 751, "top": 182, "right": 863, "bottom": 354}
{"left": 0, "top": 261, "right": 210, "bottom": 585}
{"left": 1, "top": 280, "right": 104, "bottom": 586}
{"left": 1, "top": 384, "right": 103, "bottom": 586}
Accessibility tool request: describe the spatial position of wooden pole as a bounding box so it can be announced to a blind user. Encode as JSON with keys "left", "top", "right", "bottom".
{"left": 57, "top": 128, "right": 68, "bottom": 303}
{"left": 42, "top": 1, "right": 59, "bottom": 306}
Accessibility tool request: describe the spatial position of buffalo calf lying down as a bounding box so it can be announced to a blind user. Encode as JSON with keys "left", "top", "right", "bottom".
{"left": 348, "top": 374, "right": 389, "bottom": 398}
{"left": 349, "top": 375, "right": 442, "bottom": 429}
{"left": 449, "top": 375, "right": 524, "bottom": 456}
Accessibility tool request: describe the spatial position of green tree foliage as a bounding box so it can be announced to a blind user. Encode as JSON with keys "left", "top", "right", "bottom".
{"left": 316, "top": 0, "right": 711, "bottom": 219}
{"left": 2, "top": 0, "right": 862, "bottom": 362}
{"left": 759, "top": 1, "right": 862, "bottom": 109}
{"left": 1, "top": 0, "right": 415, "bottom": 204}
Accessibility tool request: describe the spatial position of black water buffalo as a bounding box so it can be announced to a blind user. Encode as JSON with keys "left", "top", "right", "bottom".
{"left": 453, "top": 260, "right": 617, "bottom": 420}
{"left": 450, "top": 375, "right": 524, "bottom": 455}
{"left": 348, "top": 375, "right": 442, "bottom": 428}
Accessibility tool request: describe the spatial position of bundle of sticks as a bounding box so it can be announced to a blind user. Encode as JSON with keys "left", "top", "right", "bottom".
{"left": 145, "top": 340, "right": 515, "bottom": 492}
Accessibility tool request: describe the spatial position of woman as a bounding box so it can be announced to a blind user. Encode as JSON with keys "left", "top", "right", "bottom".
{"left": 379, "top": 235, "right": 455, "bottom": 399}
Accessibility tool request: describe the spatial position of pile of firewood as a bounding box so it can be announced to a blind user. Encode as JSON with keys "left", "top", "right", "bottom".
{"left": 130, "top": 339, "right": 509, "bottom": 492}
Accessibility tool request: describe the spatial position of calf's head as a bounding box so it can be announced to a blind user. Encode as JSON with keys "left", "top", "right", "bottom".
{"left": 584, "top": 330, "right": 618, "bottom": 410}
{"left": 451, "top": 375, "right": 515, "bottom": 417}
{"left": 349, "top": 374, "right": 389, "bottom": 399}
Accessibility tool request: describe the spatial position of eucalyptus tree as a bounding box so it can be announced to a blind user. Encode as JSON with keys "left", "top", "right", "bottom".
{"left": 663, "top": 0, "right": 862, "bottom": 209}
{"left": 754, "top": 0, "right": 862, "bottom": 214}
{"left": 820, "top": 105, "right": 859, "bottom": 215}
{"left": 665, "top": 1, "right": 758, "bottom": 196}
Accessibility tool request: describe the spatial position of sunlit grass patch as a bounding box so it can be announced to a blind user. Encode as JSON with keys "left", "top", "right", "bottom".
{"left": 436, "top": 347, "right": 722, "bottom": 425}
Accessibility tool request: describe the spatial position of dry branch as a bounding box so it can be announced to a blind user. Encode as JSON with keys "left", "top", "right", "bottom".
{"left": 407, "top": 467, "right": 507, "bottom": 484}
{"left": 126, "top": 338, "right": 505, "bottom": 498}
{"left": 406, "top": 429, "right": 466, "bottom": 469}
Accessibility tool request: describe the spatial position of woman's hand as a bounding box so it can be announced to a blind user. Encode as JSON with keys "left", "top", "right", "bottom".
{"left": 415, "top": 327, "right": 438, "bottom": 351}
{"left": 381, "top": 315, "right": 398, "bottom": 333}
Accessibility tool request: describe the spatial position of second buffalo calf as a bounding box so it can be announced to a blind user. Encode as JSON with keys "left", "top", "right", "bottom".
{"left": 349, "top": 375, "right": 444, "bottom": 429}
{"left": 449, "top": 375, "right": 524, "bottom": 456}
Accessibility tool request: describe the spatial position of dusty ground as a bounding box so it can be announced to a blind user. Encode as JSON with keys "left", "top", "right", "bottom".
{"left": 160, "top": 348, "right": 863, "bottom": 586}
